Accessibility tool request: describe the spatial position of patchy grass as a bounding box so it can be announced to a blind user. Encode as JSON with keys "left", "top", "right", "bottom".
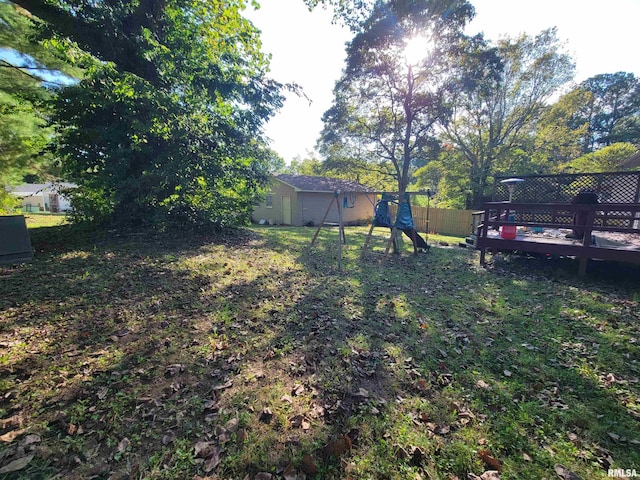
{"left": 0, "top": 224, "right": 639, "bottom": 479}
{"left": 23, "top": 214, "right": 68, "bottom": 229}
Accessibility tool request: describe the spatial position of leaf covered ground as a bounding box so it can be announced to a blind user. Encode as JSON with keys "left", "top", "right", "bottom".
{"left": 1, "top": 223, "right": 639, "bottom": 479}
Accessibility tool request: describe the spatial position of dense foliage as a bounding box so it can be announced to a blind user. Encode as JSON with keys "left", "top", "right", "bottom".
{"left": 314, "top": 1, "right": 639, "bottom": 208}
{"left": 318, "top": 0, "right": 476, "bottom": 196}
{"left": 574, "top": 72, "right": 640, "bottom": 152}
{"left": 13, "top": 0, "right": 284, "bottom": 228}
{"left": 437, "top": 28, "right": 575, "bottom": 208}
{"left": 0, "top": 2, "right": 79, "bottom": 212}
{"left": 4, "top": 0, "right": 640, "bottom": 220}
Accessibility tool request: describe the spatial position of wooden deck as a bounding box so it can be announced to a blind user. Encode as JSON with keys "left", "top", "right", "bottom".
{"left": 477, "top": 202, "right": 640, "bottom": 276}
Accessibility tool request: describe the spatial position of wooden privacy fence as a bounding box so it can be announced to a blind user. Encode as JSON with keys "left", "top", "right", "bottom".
{"left": 414, "top": 207, "right": 473, "bottom": 237}
{"left": 387, "top": 205, "right": 473, "bottom": 237}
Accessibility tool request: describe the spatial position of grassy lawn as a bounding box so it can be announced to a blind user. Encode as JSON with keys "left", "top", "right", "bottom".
{"left": 22, "top": 214, "right": 68, "bottom": 229}
{"left": 0, "top": 224, "right": 639, "bottom": 479}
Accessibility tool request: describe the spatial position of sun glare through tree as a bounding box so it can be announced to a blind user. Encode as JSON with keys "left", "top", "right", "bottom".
{"left": 403, "top": 34, "right": 432, "bottom": 66}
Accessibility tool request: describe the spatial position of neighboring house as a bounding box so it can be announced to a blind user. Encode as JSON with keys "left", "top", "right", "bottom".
{"left": 253, "top": 174, "right": 375, "bottom": 226}
{"left": 10, "top": 183, "right": 75, "bottom": 213}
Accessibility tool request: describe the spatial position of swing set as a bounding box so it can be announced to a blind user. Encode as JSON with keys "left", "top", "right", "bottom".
{"left": 362, "top": 192, "right": 430, "bottom": 256}
{"left": 309, "top": 190, "right": 433, "bottom": 270}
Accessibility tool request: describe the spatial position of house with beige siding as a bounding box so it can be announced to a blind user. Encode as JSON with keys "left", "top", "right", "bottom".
{"left": 10, "top": 183, "right": 75, "bottom": 213}
{"left": 252, "top": 174, "right": 375, "bottom": 226}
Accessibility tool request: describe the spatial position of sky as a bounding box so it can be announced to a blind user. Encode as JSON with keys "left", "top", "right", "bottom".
{"left": 246, "top": 0, "right": 640, "bottom": 164}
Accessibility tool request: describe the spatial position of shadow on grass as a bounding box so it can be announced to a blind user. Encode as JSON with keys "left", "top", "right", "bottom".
{"left": 0, "top": 225, "right": 638, "bottom": 479}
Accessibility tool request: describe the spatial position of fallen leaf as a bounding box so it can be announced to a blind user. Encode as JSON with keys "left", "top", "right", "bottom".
{"left": 194, "top": 441, "right": 216, "bottom": 458}
{"left": 503, "top": 370, "right": 512, "bottom": 377}
{"left": 436, "top": 425, "right": 450, "bottom": 435}
{"left": 117, "top": 437, "right": 130, "bottom": 454}
{"left": 259, "top": 408, "right": 273, "bottom": 423}
{"left": 285, "top": 435, "right": 300, "bottom": 446}
{"left": 0, "top": 429, "right": 25, "bottom": 443}
{"left": 165, "top": 364, "right": 185, "bottom": 376}
{"left": 425, "top": 422, "right": 437, "bottom": 432}
{"left": 475, "top": 379, "right": 490, "bottom": 389}
{"left": 213, "top": 380, "right": 233, "bottom": 391}
{"left": 97, "top": 386, "right": 108, "bottom": 400}
{"left": 290, "top": 415, "right": 303, "bottom": 428}
{"left": 410, "top": 446, "right": 426, "bottom": 466}
{"left": 236, "top": 428, "right": 248, "bottom": 444}
{"left": 554, "top": 463, "right": 581, "bottom": 480}
{"left": 323, "top": 435, "right": 352, "bottom": 458}
{"left": 481, "top": 472, "right": 501, "bottom": 480}
{"left": 522, "top": 452, "right": 532, "bottom": 462}
{"left": 254, "top": 473, "right": 273, "bottom": 480}
{"left": 416, "top": 378, "right": 430, "bottom": 392}
{"left": 300, "top": 453, "right": 318, "bottom": 475}
{"left": 225, "top": 418, "right": 239, "bottom": 433}
{"left": 281, "top": 394, "right": 293, "bottom": 404}
{"left": 607, "top": 432, "right": 620, "bottom": 442}
{"left": 0, "top": 414, "right": 23, "bottom": 429}
{"left": 394, "top": 445, "right": 409, "bottom": 460}
{"left": 354, "top": 387, "right": 369, "bottom": 399}
{"left": 23, "top": 434, "right": 41, "bottom": 445}
{"left": 604, "top": 373, "right": 616, "bottom": 386}
{"left": 310, "top": 404, "right": 325, "bottom": 418}
{"left": 0, "top": 454, "right": 34, "bottom": 474}
{"left": 282, "top": 463, "right": 299, "bottom": 480}
{"left": 204, "top": 446, "right": 222, "bottom": 473}
{"left": 292, "top": 384, "right": 305, "bottom": 396}
{"left": 478, "top": 450, "right": 502, "bottom": 472}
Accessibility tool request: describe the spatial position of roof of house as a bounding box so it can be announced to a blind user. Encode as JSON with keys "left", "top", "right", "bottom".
{"left": 10, "top": 182, "right": 76, "bottom": 197}
{"left": 275, "top": 174, "right": 371, "bottom": 193}
{"left": 621, "top": 151, "right": 640, "bottom": 169}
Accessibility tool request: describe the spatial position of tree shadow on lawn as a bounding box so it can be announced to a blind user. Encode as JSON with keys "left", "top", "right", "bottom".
{"left": 228, "top": 228, "right": 640, "bottom": 478}
{"left": 0, "top": 225, "right": 272, "bottom": 478}
{"left": 0, "top": 225, "right": 638, "bottom": 479}
{"left": 303, "top": 250, "right": 638, "bottom": 478}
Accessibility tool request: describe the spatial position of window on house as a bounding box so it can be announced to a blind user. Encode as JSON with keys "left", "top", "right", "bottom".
{"left": 265, "top": 194, "right": 273, "bottom": 208}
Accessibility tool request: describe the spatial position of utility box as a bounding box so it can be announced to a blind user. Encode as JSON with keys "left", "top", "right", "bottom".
{"left": 0, "top": 215, "right": 33, "bottom": 265}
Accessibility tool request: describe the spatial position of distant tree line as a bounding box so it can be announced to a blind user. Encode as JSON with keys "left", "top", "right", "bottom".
{"left": 1, "top": 0, "right": 639, "bottom": 223}
{"left": 1, "top": 0, "right": 285, "bottom": 227}
{"left": 297, "top": 0, "right": 640, "bottom": 209}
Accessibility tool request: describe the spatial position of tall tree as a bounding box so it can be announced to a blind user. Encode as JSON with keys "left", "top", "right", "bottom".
{"left": 304, "top": 0, "right": 376, "bottom": 31}
{"left": 20, "top": 0, "right": 285, "bottom": 227}
{"left": 573, "top": 72, "right": 640, "bottom": 152}
{"left": 0, "top": 2, "right": 79, "bottom": 212}
{"left": 10, "top": 0, "right": 169, "bottom": 87}
{"left": 530, "top": 88, "right": 589, "bottom": 172}
{"left": 560, "top": 142, "right": 637, "bottom": 173}
{"left": 441, "top": 28, "right": 574, "bottom": 208}
{"left": 318, "top": 0, "right": 476, "bottom": 199}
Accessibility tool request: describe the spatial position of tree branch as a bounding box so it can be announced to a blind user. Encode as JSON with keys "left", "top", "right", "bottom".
{"left": 10, "top": 0, "right": 163, "bottom": 86}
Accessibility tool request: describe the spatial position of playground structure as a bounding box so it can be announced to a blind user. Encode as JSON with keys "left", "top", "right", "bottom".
{"left": 361, "top": 193, "right": 430, "bottom": 256}
{"left": 309, "top": 190, "right": 432, "bottom": 270}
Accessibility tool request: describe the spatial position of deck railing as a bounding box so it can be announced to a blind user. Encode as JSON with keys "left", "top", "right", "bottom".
{"left": 477, "top": 202, "right": 640, "bottom": 275}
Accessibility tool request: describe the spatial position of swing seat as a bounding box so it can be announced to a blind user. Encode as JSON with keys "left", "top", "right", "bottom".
{"left": 373, "top": 195, "right": 394, "bottom": 228}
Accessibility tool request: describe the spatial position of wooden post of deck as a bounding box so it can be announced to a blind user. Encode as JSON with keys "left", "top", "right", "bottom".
{"left": 479, "top": 208, "right": 490, "bottom": 266}
{"left": 578, "top": 206, "right": 597, "bottom": 277}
